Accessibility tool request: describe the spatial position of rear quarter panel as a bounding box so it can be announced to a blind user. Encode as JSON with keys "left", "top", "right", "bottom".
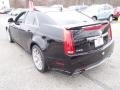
{"left": 31, "top": 24, "right": 67, "bottom": 60}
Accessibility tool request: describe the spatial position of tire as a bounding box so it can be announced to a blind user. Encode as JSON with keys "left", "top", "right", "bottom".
{"left": 32, "top": 45, "right": 48, "bottom": 72}
{"left": 92, "top": 16, "right": 97, "bottom": 21}
{"left": 7, "top": 30, "right": 14, "bottom": 43}
{"left": 108, "top": 15, "right": 113, "bottom": 22}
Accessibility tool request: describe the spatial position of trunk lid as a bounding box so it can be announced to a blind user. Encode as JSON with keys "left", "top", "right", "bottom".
{"left": 64, "top": 21, "right": 112, "bottom": 54}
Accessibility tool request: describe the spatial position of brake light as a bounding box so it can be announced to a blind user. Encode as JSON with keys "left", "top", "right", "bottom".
{"left": 64, "top": 29, "right": 75, "bottom": 55}
{"left": 108, "top": 24, "right": 112, "bottom": 40}
{"left": 84, "top": 25, "right": 103, "bottom": 31}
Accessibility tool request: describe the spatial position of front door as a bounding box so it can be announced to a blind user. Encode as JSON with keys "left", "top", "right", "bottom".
{"left": 16, "top": 12, "right": 39, "bottom": 50}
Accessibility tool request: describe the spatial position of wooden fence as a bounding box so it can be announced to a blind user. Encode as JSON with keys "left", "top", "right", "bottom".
{"left": 34, "top": 0, "right": 120, "bottom": 6}
{"left": 10, "top": 0, "right": 120, "bottom": 8}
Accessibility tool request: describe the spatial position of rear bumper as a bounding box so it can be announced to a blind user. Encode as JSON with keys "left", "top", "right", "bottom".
{"left": 65, "top": 40, "right": 114, "bottom": 74}
{"left": 48, "top": 40, "right": 114, "bottom": 74}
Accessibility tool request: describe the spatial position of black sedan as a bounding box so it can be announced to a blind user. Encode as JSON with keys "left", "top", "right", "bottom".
{"left": 7, "top": 10, "right": 114, "bottom": 75}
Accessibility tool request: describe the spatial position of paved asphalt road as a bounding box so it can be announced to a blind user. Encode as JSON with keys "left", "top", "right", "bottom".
{"left": 0, "top": 14, "right": 120, "bottom": 90}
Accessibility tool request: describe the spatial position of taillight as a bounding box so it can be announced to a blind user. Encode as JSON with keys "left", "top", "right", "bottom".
{"left": 108, "top": 24, "right": 112, "bottom": 40}
{"left": 64, "top": 29, "right": 75, "bottom": 55}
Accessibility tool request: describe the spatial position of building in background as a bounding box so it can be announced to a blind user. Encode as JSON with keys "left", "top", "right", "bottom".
{"left": 0, "top": 0, "right": 10, "bottom": 9}
{"left": 9, "top": 0, "right": 120, "bottom": 8}
{"left": 9, "top": 0, "right": 27, "bottom": 8}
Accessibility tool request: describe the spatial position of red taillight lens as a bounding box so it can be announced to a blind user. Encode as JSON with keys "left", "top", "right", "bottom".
{"left": 84, "top": 25, "right": 103, "bottom": 31}
{"left": 64, "top": 29, "right": 75, "bottom": 55}
{"left": 108, "top": 24, "right": 112, "bottom": 40}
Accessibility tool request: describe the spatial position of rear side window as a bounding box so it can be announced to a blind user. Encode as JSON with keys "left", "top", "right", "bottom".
{"left": 36, "top": 12, "right": 56, "bottom": 25}
{"left": 33, "top": 18, "right": 38, "bottom": 26}
{"left": 25, "top": 12, "right": 38, "bottom": 26}
{"left": 25, "top": 12, "right": 34, "bottom": 25}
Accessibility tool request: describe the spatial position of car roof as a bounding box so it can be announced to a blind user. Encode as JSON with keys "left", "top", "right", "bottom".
{"left": 44, "top": 11, "right": 88, "bottom": 19}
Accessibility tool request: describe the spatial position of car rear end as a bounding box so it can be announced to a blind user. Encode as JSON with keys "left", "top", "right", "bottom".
{"left": 63, "top": 22, "right": 114, "bottom": 74}
{"left": 45, "top": 11, "right": 114, "bottom": 74}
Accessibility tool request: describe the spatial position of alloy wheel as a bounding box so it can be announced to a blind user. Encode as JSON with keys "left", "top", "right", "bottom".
{"left": 32, "top": 46, "right": 43, "bottom": 70}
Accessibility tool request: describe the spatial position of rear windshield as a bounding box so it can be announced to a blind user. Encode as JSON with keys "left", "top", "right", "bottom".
{"left": 46, "top": 11, "right": 93, "bottom": 25}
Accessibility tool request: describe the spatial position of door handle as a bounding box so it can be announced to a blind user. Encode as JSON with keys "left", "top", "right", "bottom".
{"left": 27, "top": 30, "right": 31, "bottom": 32}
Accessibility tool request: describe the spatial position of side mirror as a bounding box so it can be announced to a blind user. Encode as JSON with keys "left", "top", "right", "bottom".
{"left": 8, "top": 18, "right": 14, "bottom": 22}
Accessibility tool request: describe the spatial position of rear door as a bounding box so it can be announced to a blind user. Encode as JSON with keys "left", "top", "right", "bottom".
{"left": 18, "top": 12, "right": 39, "bottom": 50}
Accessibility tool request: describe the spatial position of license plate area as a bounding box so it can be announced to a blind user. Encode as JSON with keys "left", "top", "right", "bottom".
{"left": 94, "top": 37, "right": 104, "bottom": 47}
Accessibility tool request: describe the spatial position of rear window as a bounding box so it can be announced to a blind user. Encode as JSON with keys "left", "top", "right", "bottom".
{"left": 36, "top": 12, "right": 56, "bottom": 25}
{"left": 46, "top": 11, "right": 93, "bottom": 25}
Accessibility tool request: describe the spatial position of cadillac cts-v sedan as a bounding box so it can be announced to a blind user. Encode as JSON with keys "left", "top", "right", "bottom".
{"left": 7, "top": 10, "right": 114, "bottom": 75}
